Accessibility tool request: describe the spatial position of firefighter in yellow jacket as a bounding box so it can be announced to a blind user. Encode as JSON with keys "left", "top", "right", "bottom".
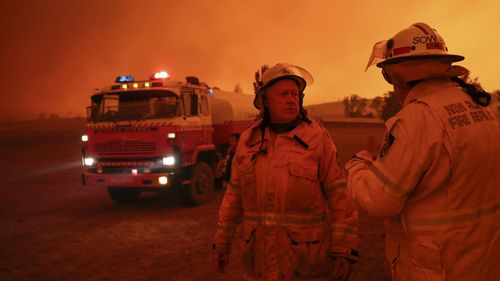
{"left": 346, "top": 22, "right": 500, "bottom": 281}
{"left": 213, "top": 63, "right": 359, "bottom": 281}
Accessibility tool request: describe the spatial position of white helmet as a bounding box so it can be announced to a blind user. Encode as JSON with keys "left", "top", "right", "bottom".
{"left": 253, "top": 63, "right": 313, "bottom": 110}
{"left": 366, "top": 22, "right": 464, "bottom": 70}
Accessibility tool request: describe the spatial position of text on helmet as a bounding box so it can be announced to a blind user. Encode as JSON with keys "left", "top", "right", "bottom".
{"left": 412, "top": 35, "right": 438, "bottom": 44}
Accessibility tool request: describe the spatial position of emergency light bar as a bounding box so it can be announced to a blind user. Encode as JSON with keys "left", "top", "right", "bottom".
{"left": 115, "top": 75, "right": 135, "bottom": 83}
{"left": 109, "top": 71, "right": 171, "bottom": 90}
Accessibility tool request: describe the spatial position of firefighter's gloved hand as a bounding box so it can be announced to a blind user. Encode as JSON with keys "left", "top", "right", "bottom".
{"left": 345, "top": 150, "right": 376, "bottom": 171}
{"left": 212, "top": 252, "right": 229, "bottom": 273}
{"left": 330, "top": 257, "right": 353, "bottom": 281}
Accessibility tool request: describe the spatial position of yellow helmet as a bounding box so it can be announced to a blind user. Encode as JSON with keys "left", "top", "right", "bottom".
{"left": 366, "top": 22, "right": 464, "bottom": 70}
{"left": 253, "top": 63, "right": 313, "bottom": 110}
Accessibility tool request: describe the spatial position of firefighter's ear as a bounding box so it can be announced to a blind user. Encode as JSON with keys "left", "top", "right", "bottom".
{"left": 262, "top": 94, "right": 268, "bottom": 107}
{"left": 382, "top": 69, "right": 393, "bottom": 84}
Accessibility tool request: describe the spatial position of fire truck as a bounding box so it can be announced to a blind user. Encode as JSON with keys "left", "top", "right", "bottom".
{"left": 81, "top": 71, "right": 257, "bottom": 204}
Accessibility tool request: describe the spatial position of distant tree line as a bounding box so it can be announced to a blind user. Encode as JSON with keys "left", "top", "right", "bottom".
{"left": 344, "top": 75, "right": 499, "bottom": 121}
{"left": 343, "top": 93, "right": 400, "bottom": 121}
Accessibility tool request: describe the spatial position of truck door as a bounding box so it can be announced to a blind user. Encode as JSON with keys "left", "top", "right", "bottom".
{"left": 181, "top": 89, "right": 204, "bottom": 149}
{"left": 198, "top": 91, "right": 212, "bottom": 144}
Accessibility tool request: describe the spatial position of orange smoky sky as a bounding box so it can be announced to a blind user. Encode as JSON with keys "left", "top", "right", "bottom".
{"left": 1, "top": 0, "right": 499, "bottom": 120}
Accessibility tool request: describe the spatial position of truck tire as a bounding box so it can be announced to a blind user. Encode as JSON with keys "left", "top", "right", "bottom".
{"left": 107, "top": 187, "right": 141, "bottom": 204}
{"left": 187, "top": 162, "right": 214, "bottom": 205}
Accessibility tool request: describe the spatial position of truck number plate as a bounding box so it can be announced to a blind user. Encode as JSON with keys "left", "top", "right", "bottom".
{"left": 109, "top": 177, "right": 133, "bottom": 184}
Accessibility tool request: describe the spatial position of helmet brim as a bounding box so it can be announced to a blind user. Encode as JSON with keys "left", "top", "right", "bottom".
{"left": 377, "top": 54, "right": 464, "bottom": 68}
{"left": 264, "top": 76, "right": 306, "bottom": 92}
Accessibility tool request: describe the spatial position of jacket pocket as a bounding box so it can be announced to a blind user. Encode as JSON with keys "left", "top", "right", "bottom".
{"left": 239, "top": 224, "right": 260, "bottom": 278}
{"left": 386, "top": 243, "right": 400, "bottom": 281}
{"left": 410, "top": 239, "right": 445, "bottom": 281}
{"left": 238, "top": 161, "right": 257, "bottom": 210}
{"left": 286, "top": 227, "right": 330, "bottom": 279}
{"left": 286, "top": 162, "right": 321, "bottom": 212}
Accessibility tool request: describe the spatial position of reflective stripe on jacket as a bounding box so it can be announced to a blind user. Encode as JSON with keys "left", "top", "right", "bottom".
{"left": 214, "top": 118, "right": 358, "bottom": 281}
{"left": 347, "top": 79, "right": 500, "bottom": 281}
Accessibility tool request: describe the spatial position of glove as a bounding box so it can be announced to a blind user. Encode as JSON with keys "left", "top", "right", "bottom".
{"left": 212, "top": 252, "right": 229, "bottom": 273}
{"left": 331, "top": 257, "right": 353, "bottom": 281}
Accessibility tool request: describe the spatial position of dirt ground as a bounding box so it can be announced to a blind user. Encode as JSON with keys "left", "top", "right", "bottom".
{"left": 0, "top": 120, "right": 390, "bottom": 281}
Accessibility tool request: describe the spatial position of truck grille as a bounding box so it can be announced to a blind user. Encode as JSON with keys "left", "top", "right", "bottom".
{"left": 95, "top": 140, "right": 157, "bottom": 155}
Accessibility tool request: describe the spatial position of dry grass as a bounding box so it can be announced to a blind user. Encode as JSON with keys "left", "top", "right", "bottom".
{"left": 0, "top": 119, "right": 390, "bottom": 281}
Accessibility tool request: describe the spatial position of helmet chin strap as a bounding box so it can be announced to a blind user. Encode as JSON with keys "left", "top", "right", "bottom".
{"left": 270, "top": 115, "right": 303, "bottom": 134}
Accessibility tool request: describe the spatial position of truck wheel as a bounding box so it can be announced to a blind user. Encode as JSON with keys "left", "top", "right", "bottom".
{"left": 187, "top": 162, "right": 214, "bottom": 205}
{"left": 214, "top": 177, "right": 223, "bottom": 189}
{"left": 107, "top": 187, "right": 141, "bottom": 204}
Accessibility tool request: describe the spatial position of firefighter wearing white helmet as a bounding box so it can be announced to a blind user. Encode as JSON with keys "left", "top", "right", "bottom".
{"left": 347, "top": 22, "right": 500, "bottom": 281}
{"left": 213, "top": 63, "right": 359, "bottom": 281}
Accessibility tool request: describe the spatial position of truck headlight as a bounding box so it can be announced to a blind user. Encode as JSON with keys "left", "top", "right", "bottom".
{"left": 83, "top": 157, "right": 95, "bottom": 166}
{"left": 158, "top": 176, "right": 168, "bottom": 185}
{"left": 162, "top": 156, "right": 175, "bottom": 166}
{"left": 81, "top": 135, "right": 89, "bottom": 142}
{"left": 167, "top": 133, "right": 176, "bottom": 139}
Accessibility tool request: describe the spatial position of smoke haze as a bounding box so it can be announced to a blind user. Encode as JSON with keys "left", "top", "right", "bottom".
{"left": 1, "top": 0, "right": 498, "bottom": 120}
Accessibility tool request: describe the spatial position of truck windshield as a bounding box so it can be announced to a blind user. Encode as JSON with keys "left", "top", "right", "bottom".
{"left": 88, "top": 90, "right": 179, "bottom": 121}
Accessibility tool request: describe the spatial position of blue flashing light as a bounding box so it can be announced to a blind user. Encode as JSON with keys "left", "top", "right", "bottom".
{"left": 115, "top": 75, "right": 135, "bottom": 83}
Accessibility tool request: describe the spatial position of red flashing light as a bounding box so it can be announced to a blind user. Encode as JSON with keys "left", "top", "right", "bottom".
{"left": 152, "top": 71, "right": 169, "bottom": 80}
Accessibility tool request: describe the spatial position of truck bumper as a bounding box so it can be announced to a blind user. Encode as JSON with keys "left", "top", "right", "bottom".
{"left": 82, "top": 172, "right": 177, "bottom": 188}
